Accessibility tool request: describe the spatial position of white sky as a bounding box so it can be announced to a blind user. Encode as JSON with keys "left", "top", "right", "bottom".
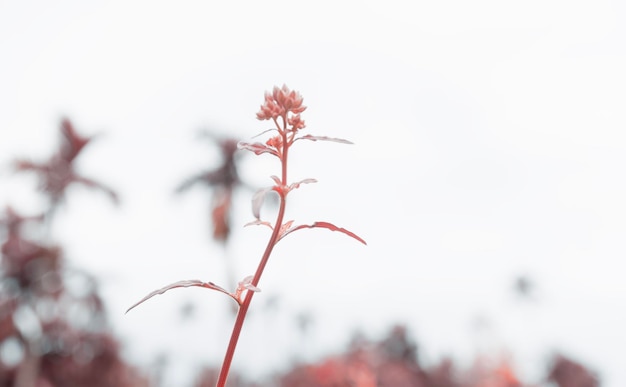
{"left": 1, "top": 1, "right": 626, "bottom": 386}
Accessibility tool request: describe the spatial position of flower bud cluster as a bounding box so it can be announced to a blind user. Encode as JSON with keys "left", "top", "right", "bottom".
{"left": 256, "top": 85, "right": 307, "bottom": 124}
{"left": 266, "top": 135, "right": 283, "bottom": 150}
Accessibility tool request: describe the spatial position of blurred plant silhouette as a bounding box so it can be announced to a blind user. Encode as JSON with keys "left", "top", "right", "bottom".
{"left": 13, "top": 118, "right": 118, "bottom": 220}
{"left": 0, "top": 119, "right": 146, "bottom": 386}
{"left": 176, "top": 132, "right": 244, "bottom": 244}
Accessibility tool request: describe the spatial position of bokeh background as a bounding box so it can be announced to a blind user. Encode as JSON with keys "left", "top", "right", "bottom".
{"left": 1, "top": 1, "right": 625, "bottom": 386}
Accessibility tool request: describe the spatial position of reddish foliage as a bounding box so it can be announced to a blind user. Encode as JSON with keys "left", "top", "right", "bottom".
{"left": 0, "top": 209, "right": 147, "bottom": 387}
{"left": 211, "top": 191, "right": 232, "bottom": 242}
{"left": 13, "top": 118, "right": 118, "bottom": 211}
{"left": 548, "top": 355, "right": 599, "bottom": 387}
{"left": 1, "top": 120, "right": 147, "bottom": 386}
{"left": 191, "top": 325, "right": 599, "bottom": 387}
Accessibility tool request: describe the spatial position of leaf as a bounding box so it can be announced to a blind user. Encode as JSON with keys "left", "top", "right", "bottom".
{"left": 237, "top": 141, "right": 279, "bottom": 157}
{"left": 244, "top": 219, "right": 274, "bottom": 229}
{"left": 126, "top": 280, "right": 233, "bottom": 314}
{"left": 280, "top": 221, "right": 367, "bottom": 245}
{"left": 74, "top": 175, "right": 120, "bottom": 205}
{"left": 233, "top": 275, "right": 261, "bottom": 304}
{"left": 287, "top": 178, "right": 317, "bottom": 192}
{"left": 252, "top": 128, "right": 277, "bottom": 138}
{"left": 175, "top": 169, "right": 228, "bottom": 193}
{"left": 278, "top": 220, "right": 295, "bottom": 237}
{"left": 295, "top": 134, "right": 354, "bottom": 145}
{"left": 251, "top": 187, "right": 274, "bottom": 219}
{"left": 243, "top": 283, "right": 261, "bottom": 292}
{"left": 238, "top": 275, "right": 261, "bottom": 293}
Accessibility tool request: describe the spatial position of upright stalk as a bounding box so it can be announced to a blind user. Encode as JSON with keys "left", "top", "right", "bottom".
{"left": 217, "top": 119, "right": 290, "bottom": 386}
{"left": 216, "top": 195, "right": 286, "bottom": 386}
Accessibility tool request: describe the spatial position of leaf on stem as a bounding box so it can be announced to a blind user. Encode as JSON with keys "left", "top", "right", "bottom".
{"left": 233, "top": 275, "right": 261, "bottom": 304}
{"left": 237, "top": 141, "right": 279, "bottom": 157}
{"left": 278, "top": 220, "right": 294, "bottom": 237}
{"left": 295, "top": 135, "right": 354, "bottom": 145}
{"left": 252, "top": 128, "right": 277, "bottom": 138}
{"left": 279, "top": 221, "right": 367, "bottom": 245}
{"left": 287, "top": 178, "right": 317, "bottom": 192}
{"left": 126, "top": 280, "right": 233, "bottom": 314}
{"left": 244, "top": 219, "right": 274, "bottom": 229}
{"left": 239, "top": 276, "right": 261, "bottom": 292}
{"left": 251, "top": 187, "right": 274, "bottom": 219}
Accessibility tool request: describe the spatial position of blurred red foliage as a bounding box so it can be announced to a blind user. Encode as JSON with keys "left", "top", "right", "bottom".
{"left": 1, "top": 119, "right": 146, "bottom": 386}
{"left": 0, "top": 207, "right": 148, "bottom": 387}
{"left": 548, "top": 355, "right": 599, "bottom": 387}
{"left": 193, "top": 324, "right": 599, "bottom": 387}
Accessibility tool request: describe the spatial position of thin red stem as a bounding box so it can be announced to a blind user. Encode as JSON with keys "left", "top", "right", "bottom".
{"left": 216, "top": 118, "right": 291, "bottom": 387}
{"left": 281, "top": 128, "right": 289, "bottom": 185}
{"left": 216, "top": 196, "right": 286, "bottom": 386}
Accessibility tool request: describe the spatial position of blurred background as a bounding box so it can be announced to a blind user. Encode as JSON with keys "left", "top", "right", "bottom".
{"left": 1, "top": 1, "right": 625, "bottom": 386}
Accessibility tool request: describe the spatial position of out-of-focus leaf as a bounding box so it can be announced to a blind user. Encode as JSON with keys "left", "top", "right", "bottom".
{"left": 175, "top": 170, "right": 224, "bottom": 193}
{"left": 74, "top": 176, "right": 120, "bottom": 204}
{"left": 280, "top": 221, "right": 366, "bottom": 245}
{"left": 60, "top": 118, "right": 93, "bottom": 161}
{"left": 252, "top": 187, "right": 274, "bottom": 219}
{"left": 13, "top": 159, "right": 39, "bottom": 172}
{"left": 126, "top": 280, "right": 234, "bottom": 314}
{"left": 237, "top": 141, "right": 279, "bottom": 157}
{"left": 295, "top": 135, "right": 354, "bottom": 145}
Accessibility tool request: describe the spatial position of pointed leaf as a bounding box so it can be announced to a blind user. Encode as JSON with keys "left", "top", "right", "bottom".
{"left": 126, "top": 279, "right": 233, "bottom": 314}
{"left": 278, "top": 220, "right": 295, "bottom": 237}
{"left": 288, "top": 178, "right": 317, "bottom": 191}
{"left": 280, "top": 221, "right": 367, "bottom": 245}
{"left": 295, "top": 135, "right": 354, "bottom": 145}
{"left": 237, "top": 141, "right": 279, "bottom": 157}
{"left": 251, "top": 187, "right": 274, "bottom": 219}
